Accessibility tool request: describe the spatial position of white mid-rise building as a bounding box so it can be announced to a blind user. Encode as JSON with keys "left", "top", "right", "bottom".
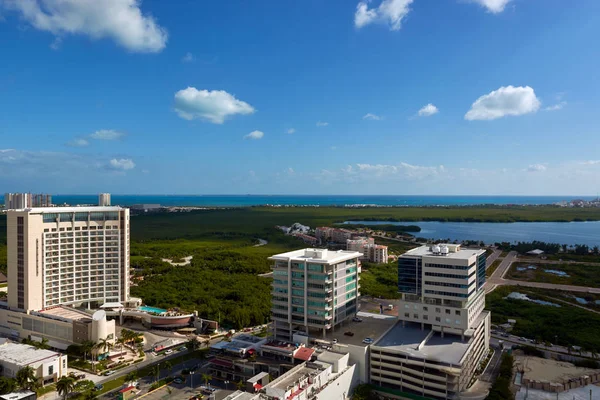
{"left": 269, "top": 249, "right": 362, "bottom": 341}
{"left": 0, "top": 338, "right": 67, "bottom": 385}
{"left": 98, "top": 193, "right": 111, "bottom": 206}
{"left": 6, "top": 206, "right": 130, "bottom": 311}
{"left": 347, "top": 238, "right": 388, "bottom": 263}
{"left": 369, "top": 244, "right": 490, "bottom": 400}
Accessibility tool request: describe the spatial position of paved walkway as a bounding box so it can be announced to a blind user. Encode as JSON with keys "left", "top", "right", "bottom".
{"left": 486, "top": 249, "right": 502, "bottom": 268}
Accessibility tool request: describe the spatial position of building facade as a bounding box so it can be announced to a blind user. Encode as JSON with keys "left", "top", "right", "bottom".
{"left": 0, "top": 339, "right": 67, "bottom": 385}
{"left": 98, "top": 193, "right": 111, "bottom": 207}
{"left": 6, "top": 206, "right": 130, "bottom": 312}
{"left": 269, "top": 249, "right": 362, "bottom": 341}
{"left": 347, "top": 238, "right": 388, "bottom": 264}
{"left": 4, "top": 194, "right": 52, "bottom": 210}
{"left": 369, "top": 244, "right": 490, "bottom": 400}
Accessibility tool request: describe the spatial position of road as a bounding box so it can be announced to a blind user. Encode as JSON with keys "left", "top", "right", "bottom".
{"left": 490, "top": 333, "right": 598, "bottom": 359}
{"left": 485, "top": 249, "right": 502, "bottom": 269}
{"left": 484, "top": 251, "right": 600, "bottom": 295}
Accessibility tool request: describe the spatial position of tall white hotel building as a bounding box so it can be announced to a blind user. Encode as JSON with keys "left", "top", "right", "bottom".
{"left": 7, "top": 207, "right": 130, "bottom": 312}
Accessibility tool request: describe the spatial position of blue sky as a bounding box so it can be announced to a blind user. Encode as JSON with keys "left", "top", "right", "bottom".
{"left": 0, "top": 0, "right": 599, "bottom": 195}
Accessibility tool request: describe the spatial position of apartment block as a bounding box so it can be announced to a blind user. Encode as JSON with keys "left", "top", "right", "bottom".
{"left": 369, "top": 244, "right": 490, "bottom": 400}
{"left": 347, "top": 238, "right": 388, "bottom": 263}
{"left": 269, "top": 249, "right": 362, "bottom": 341}
{"left": 6, "top": 206, "right": 130, "bottom": 312}
{"left": 98, "top": 193, "right": 111, "bottom": 206}
{"left": 4, "top": 193, "right": 52, "bottom": 210}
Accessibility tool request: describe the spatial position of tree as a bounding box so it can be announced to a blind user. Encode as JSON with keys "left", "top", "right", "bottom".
{"left": 96, "top": 337, "right": 112, "bottom": 356}
{"left": 80, "top": 341, "right": 96, "bottom": 363}
{"left": 201, "top": 374, "right": 212, "bottom": 386}
{"left": 235, "top": 380, "right": 244, "bottom": 391}
{"left": 163, "top": 361, "right": 173, "bottom": 377}
{"left": 125, "top": 371, "right": 138, "bottom": 383}
{"left": 149, "top": 364, "right": 161, "bottom": 383}
{"left": 56, "top": 376, "right": 76, "bottom": 400}
{"left": 81, "top": 390, "right": 98, "bottom": 400}
{"left": 116, "top": 337, "right": 126, "bottom": 353}
{"left": 185, "top": 338, "right": 199, "bottom": 352}
{"left": 16, "top": 366, "right": 38, "bottom": 391}
{"left": 74, "top": 380, "right": 95, "bottom": 393}
{"left": 0, "top": 377, "right": 17, "bottom": 395}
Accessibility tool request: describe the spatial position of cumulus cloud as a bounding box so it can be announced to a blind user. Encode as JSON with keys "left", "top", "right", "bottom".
{"left": 417, "top": 103, "right": 439, "bottom": 117}
{"left": 465, "top": 85, "right": 541, "bottom": 121}
{"left": 545, "top": 101, "right": 567, "bottom": 111}
{"left": 108, "top": 158, "right": 135, "bottom": 170}
{"left": 287, "top": 128, "right": 296, "bottom": 134}
{"left": 580, "top": 160, "right": 600, "bottom": 165}
{"left": 526, "top": 164, "right": 546, "bottom": 172}
{"left": 1, "top": 0, "right": 168, "bottom": 52}
{"left": 244, "top": 130, "right": 264, "bottom": 140}
{"left": 354, "top": 0, "right": 413, "bottom": 31}
{"left": 182, "top": 52, "right": 194, "bottom": 63}
{"left": 469, "top": 0, "right": 512, "bottom": 13}
{"left": 174, "top": 87, "right": 255, "bottom": 124}
{"left": 363, "top": 113, "right": 382, "bottom": 121}
{"left": 90, "top": 129, "right": 125, "bottom": 140}
{"left": 316, "top": 121, "right": 329, "bottom": 127}
{"left": 66, "top": 138, "right": 89, "bottom": 147}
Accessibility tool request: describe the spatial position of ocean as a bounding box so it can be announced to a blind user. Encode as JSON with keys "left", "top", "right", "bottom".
{"left": 50, "top": 195, "right": 593, "bottom": 208}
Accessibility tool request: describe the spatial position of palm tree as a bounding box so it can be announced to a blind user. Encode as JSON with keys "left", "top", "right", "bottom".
{"left": 163, "top": 361, "right": 173, "bottom": 378}
{"left": 149, "top": 364, "right": 161, "bottom": 383}
{"left": 80, "top": 341, "right": 95, "bottom": 363}
{"left": 56, "top": 376, "right": 76, "bottom": 400}
{"left": 125, "top": 371, "right": 138, "bottom": 383}
{"left": 235, "top": 380, "right": 244, "bottom": 391}
{"left": 185, "top": 338, "right": 198, "bottom": 352}
{"left": 97, "top": 337, "right": 113, "bottom": 356}
{"left": 15, "top": 366, "right": 38, "bottom": 391}
{"left": 116, "top": 337, "right": 126, "bottom": 353}
{"left": 201, "top": 374, "right": 212, "bottom": 386}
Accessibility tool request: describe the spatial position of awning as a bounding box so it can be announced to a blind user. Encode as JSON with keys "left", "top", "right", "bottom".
{"left": 293, "top": 347, "right": 315, "bottom": 361}
{"left": 100, "top": 302, "right": 124, "bottom": 308}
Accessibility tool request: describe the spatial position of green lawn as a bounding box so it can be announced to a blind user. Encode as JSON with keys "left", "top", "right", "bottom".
{"left": 506, "top": 262, "right": 600, "bottom": 288}
{"left": 486, "top": 286, "right": 600, "bottom": 351}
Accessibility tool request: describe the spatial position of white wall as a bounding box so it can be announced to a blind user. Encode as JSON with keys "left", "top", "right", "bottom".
{"left": 315, "top": 364, "right": 359, "bottom": 400}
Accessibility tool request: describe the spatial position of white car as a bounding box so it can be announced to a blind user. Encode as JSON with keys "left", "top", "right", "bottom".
{"left": 165, "top": 349, "right": 173, "bottom": 355}
{"left": 362, "top": 338, "right": 374, "bottom": 344}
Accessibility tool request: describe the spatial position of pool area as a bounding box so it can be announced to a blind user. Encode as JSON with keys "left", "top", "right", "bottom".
{"left": 138, "top": 305, "right": 167, "bottom": 314}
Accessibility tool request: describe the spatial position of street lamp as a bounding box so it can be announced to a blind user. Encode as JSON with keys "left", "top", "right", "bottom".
{"left": 224, "top": 380, "right": 229, "bottom": 390}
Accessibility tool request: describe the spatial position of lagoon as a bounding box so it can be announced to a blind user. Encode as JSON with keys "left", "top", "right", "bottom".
{"left": 344, "top": 220, "right": 600, "bottom": 247}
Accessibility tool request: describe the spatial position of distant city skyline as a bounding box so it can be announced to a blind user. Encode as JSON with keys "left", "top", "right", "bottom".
{"left": 1, "top": 1, "right": 599, "bottom": 194}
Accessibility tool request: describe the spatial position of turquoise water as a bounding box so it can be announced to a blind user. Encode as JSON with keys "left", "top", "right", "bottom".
{"left": 50, "top": 194, "right": 595, "bottom": 207}
{"left": 138, "top": 305, "right": 166, "bottom": 314}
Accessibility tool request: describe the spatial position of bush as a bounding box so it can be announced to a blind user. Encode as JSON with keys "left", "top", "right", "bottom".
{"left": 486, "top": 353, "right": 514, "bottom": 400}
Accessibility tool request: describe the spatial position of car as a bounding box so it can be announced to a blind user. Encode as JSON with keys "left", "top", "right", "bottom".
{"left": 344, "top": 331, "right": 354, "bottom": 336}
{"left": 165, "top": 349, "right": 174, "bottom": 355}
{"left": 332, "top": 339, "right": 338, "bottom": 344}
{"left": 501, "top": 333, "right": 509, "bottom": 338}
{"left": 179, "top": 346, "right": 187, "bottom": 351}
{"left": 352, "top": 317, "right": 363, "bottom": 322}
{"left": 362, "top": 338, "right": 374, "bottom": 344}
{"left": 173, "top": 378, "right": 184, "bottom": 384}
{"left": 519, "top": 337, "right": 527, "bottom": 342}
{"left": 94, "top": 384, "right": 104, "bottom": 392}
{"left": 103, "top": 370, "right": 115, "bottom": 376}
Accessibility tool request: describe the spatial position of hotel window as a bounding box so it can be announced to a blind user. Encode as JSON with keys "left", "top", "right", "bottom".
{"left": 455, "top": 310, "right": 461, "bottom": 316}
{"left": 404, "top": 305, "right": 409, "bottom": 309}
{"left": 423, "top": 315, "right": 428, "bottom": 320}
{"left": 445, "top": 309, "right": 451, "bottom": 314}
{"left": 435, "top": 317, "right": 441, "bottom": 322}
{"left": 404, "top": 313, "right": 409, "bottom": 318}
{"left": 435, "top": 308, "right": 441, "bottom": 313}
{"left": 423, "top": 306, "right": 428, "bottom": 311}
{"left": 413, "top": 314, "right": 418, "bottom": 319}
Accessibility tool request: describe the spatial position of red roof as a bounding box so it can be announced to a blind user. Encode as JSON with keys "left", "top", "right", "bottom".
{"left": 253, "top": 383, "right": 263, "bottom": 390}
{"left": 210, "top": 358, "right": 233, "bottom": 368}
{"left": 119, "top": 386, "right": 135, "bottom": 393}
{"left": 293, "top": 347, "right": 315, "bottom": 361}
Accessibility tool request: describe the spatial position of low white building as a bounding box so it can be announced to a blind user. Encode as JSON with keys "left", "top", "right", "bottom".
{"left": 0, "top": 339, "right": 67, "bottom": 385}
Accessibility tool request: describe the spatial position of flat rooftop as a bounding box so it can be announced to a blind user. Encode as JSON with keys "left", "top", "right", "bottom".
{"left": 0, "top": 341, "right": 61, "bottom": 365}
{"left": 402, "top": 244, "right": 484, "bottom": 260}
{"left": 374, "top": 322, "right": 471, "bottom": 366}
{"left": 324, "top": 313, "right": 397, "bottom": 347}
{"left": 269, "top": 364, "right": 322, "bottom": 391}
{"left": 269, "top": 248, "right": 362, "bottom": 264}
{"left": 23, "top": 206, "right": 124, "bottom": 213}
{"left": 38, "top": 306, "right": 92, "bottom": 322}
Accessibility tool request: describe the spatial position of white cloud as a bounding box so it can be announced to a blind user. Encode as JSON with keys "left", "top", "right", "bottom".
{"left": 182, "top": 52, "right": 194, "bottom": 63}
{"left": 355, "top": 162, "right": 445, "bottom": 179}
{"left": 174, "top": 87, "right": 255, "bottom": 124}
{"left": 316, "top": 121, "right": 329, "bottom": 127}
{"left": 108, "top": 158, "right": 135, "bottom": 170}
{"left": 417, "top": 103, "right": 439, "bottom": 117}
{"left": 66, "top": 138, "right": 89, "bottom": 147}
{"left": 1, "top": 0, "right": 168, "bottom": 53}
{"left": 469, "top": 0, "right": 512, "bottom": 13}
{"left": 354, "top": 0, "right": 413, "bottom": 31}
{"left": 244, "top": 130, "right": 264, "bottom": 140}
{"left": 526, "top": 164, "right": 546, "bottom": 172}
{"left": 287, "top": 128, "right": 296, "bottom": 134}
{"left": 330, "top": 146, "right": 338, "bottom": 151}
{"left": 580, "top": 160, "right": 600, "bottom": 166}
{"left": 465, "top": 85, "right": 541, "bottom": 121}
{"left": 287, "top": 168, "right": 295, "bottom": 174}
{"left": 545, "top": 101, "right": 567, "bottom": 111}
{"left": 363, "top": 113, "right": 382, "bottom": 121}
{"left": 89, "top": 129, "right": 125, "bottom": 140}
